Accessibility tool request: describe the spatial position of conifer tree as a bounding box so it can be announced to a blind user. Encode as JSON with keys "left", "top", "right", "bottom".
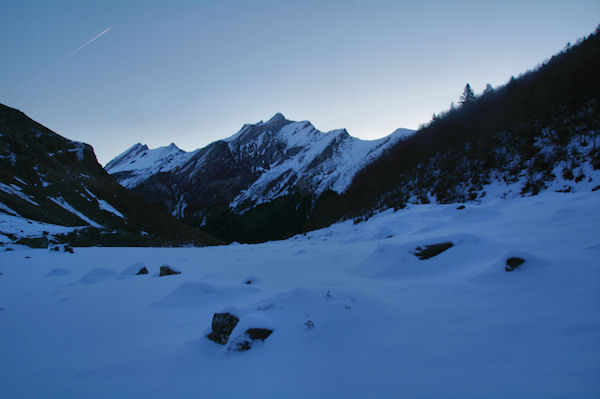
{"left": 483, "top": 83, "right": 493, "bottom": 95}
{"left": 459, "top": 83, "right": 475, "bottom": 106}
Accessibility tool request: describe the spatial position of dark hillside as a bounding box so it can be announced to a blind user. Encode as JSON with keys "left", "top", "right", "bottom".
{"left": 308, "top": 27, "right": 600, "bottom": 228}
{"left": 0, "top": 104, "right": 222, "bottom": 247}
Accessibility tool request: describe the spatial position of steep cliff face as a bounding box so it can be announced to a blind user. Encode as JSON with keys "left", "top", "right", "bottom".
{"left": 106, "top": 113, "right": 413, "bottom": 237}
{"left": 0, "top": 103, "right": 221, "bottom": 247}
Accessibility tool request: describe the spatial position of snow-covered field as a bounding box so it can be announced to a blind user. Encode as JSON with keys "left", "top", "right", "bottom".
{"left": 1, "top": 191, "right": 599, "bottom": 398}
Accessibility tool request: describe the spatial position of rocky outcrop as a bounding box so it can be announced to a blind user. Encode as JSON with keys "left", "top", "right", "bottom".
{"left": 206, "top": 312, "right": 274, "bottom": 351}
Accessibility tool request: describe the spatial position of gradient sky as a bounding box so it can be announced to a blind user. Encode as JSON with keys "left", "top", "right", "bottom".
{"left": 1, "top": 0, "right": 598, "bottom": 164}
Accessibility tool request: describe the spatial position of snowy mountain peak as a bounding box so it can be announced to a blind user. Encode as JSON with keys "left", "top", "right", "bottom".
{"left": 105, "top": 141, "right": 194, "bottom": 188}
{"left": 106, "top": 113, "right": 414, "bottom": 226}
{"left": 265, "top": 112, "right": 286, "bottom": 124}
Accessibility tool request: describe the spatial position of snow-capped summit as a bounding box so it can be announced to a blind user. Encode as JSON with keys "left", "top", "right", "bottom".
{"left": 105, "top": 115, "right": 414, "bottom": 232}
{"left": 105, "top": 141, "right": 194, "bottom": 188}
{"left": 264, "top": 112, "right": 286, "bottom": 124}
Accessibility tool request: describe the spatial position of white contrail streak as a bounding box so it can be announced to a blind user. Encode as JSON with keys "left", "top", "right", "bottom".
{"left": 62, "top": 27, "right": 111, "bottom": 61}
{"left": 28, "top": 27, "right": 111, "bottom": 84}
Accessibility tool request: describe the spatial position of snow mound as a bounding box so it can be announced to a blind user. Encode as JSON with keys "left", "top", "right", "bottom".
{"left": 79, "top": 268, "right": 117, "bottom": 284}
{"left": 118, "top": 262, "right": 148, "bottom": 279}
{"left": 467, "top": 250, "right": 553, "bottom": 284}
{"left": 156, "top": 282, "right": 259, "bottom": 308}
{"left": 45, "top": 268, "right": 71, "bottom": 277}
{"left": 354, "top": 233, "right": 494, "bottom": 279}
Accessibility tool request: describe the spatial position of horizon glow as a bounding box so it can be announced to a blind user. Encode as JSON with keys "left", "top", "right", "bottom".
{"left": 0, "top": 1, "right": 598, "bottom": 165}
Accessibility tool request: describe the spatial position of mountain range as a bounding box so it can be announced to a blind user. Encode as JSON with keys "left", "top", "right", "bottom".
{"left": 106, "top": 114, "right": 413, "bottom": 242}
{"left": 1, "top": 27, "right": 598, "bottom": 248}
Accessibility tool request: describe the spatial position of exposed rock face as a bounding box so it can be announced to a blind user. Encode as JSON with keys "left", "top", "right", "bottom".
{"left": 136, "top": 266, "right": 149, "bottom": 275}
{"left": 207, "top": 313, "right": 239, "bottom": 345}
{"left": 159, "top": 265, "right": 180, "bottom": 276}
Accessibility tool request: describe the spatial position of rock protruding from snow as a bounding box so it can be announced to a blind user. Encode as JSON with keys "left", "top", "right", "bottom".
{"left": 231, "top": 328, "right": 274, "bottom": 352}
{"left": 159, "top": 265, "right": 181, "bottom": 276}
{"left": 413, "top": 242, "right": 454, "bottom": 260}
{"left": 505, "top": 257, "right": 525, "bottom": 272}
{"left": 207, "top": 313, "right": 239, "bottom": 345}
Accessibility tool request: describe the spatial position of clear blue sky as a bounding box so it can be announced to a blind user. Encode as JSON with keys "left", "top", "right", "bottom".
{"left": 1, "top": 0, "right": 598, "bottom": 164}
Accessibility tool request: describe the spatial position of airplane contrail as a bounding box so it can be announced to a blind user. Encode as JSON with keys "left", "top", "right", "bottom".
{"left": 28, "top": 27, "right": 111, "bottom": 84}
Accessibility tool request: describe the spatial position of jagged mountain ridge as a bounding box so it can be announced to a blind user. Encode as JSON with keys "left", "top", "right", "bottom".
{"left": 0, "top": 103, "right": 221, "bottom": 247}
{"left": 106, "top": 113, "right": 413, "bottom": 220}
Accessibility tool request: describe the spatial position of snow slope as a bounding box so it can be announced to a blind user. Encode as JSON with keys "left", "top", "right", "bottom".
{"left": 1, "top": 191, "right": 599, "bottom": 398}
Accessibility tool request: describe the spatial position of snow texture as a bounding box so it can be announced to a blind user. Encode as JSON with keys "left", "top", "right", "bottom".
{"left": 0, "top": 191, "right": 599, "bottom": 398}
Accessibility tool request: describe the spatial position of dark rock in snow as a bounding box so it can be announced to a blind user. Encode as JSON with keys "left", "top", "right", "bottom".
{"left": 414, "top": 242, "right": 454, "bottom": 260}
{"left": 159, "top": 265, "right": 181, "bottom": 276}
{"left": 234, "top": 340, "right": 252, "bottom": 351}
{"left": 16, "top": 237, "right": 49, "bottom": 248}
{"left": 233, "top": 328, "right": 274, "bottom": 352}
{"left": 207, "top": 313, "right": 239, "bottom": 344}
{"left": 63, "top": 245, "right": 74, "bottom": 253}
{"left": 136, "top": 266, "right": 149, "bottom": 275}
{"left": 505, "top": 257, "right": 525, "bottom": 272}
{"left": 246, "top": 328, "right": 273, "bottom": 341}
{"left": 456, "top": 205, "right": 465, "bottom": 210}
{"left": 243, "top": 276, "right": 257, "bottom": 285}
